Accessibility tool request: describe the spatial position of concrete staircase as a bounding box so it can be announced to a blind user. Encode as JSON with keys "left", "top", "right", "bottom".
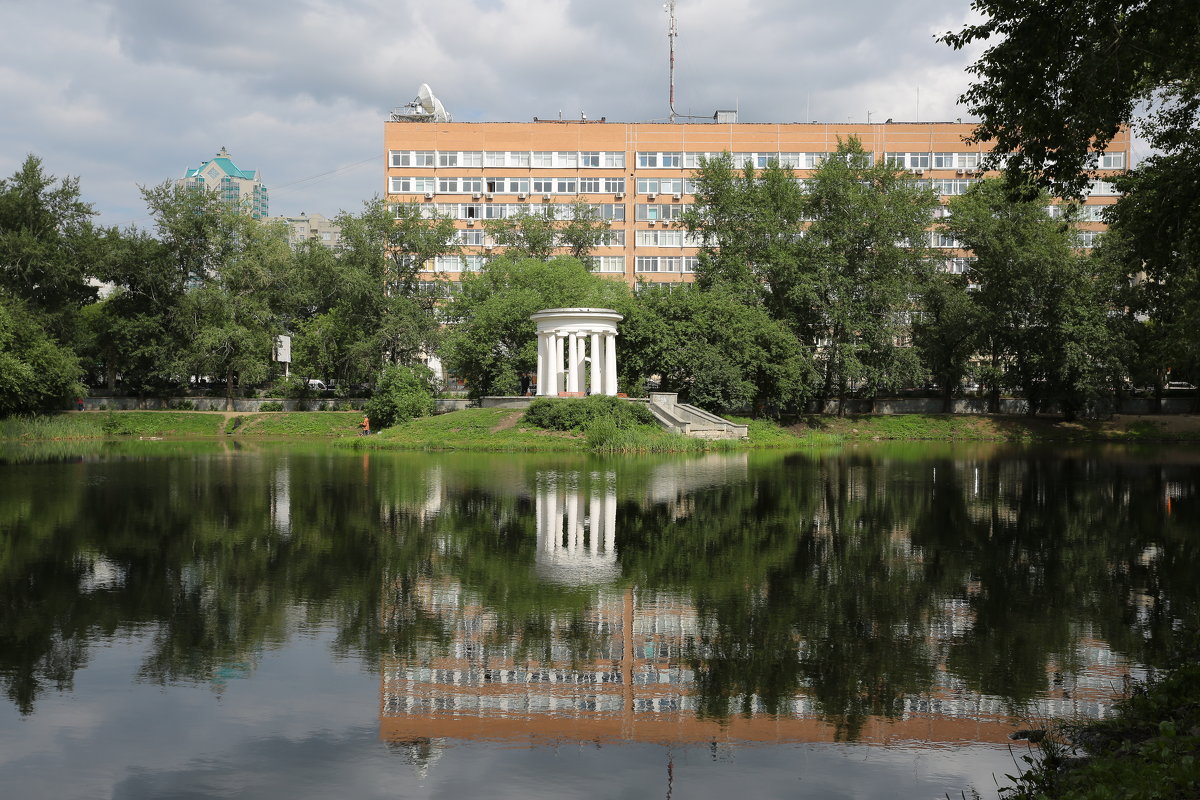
{"left": 642, "top": 393, "right": 749, "bottom": 440}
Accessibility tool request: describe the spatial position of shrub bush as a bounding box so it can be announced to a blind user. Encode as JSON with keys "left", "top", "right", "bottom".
{"left": 364, "top": 364, "right": 436, "bottom": 429}
{"left": 524, "top": 395, "right": 655, "bottom": 432}
{"left": 259, "top": 401, "right": 284, "bottom": 412}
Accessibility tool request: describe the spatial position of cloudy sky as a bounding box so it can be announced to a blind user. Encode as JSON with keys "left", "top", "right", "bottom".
{"left": 1, "top": 0, "right": 988, "bottom": 230}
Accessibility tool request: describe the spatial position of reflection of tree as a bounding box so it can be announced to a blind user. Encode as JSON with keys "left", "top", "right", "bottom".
{"left": 1, "top": 442, "right": 1198, "bottom": 735}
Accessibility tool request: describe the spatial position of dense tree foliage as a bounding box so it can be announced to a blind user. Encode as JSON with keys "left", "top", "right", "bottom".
{"left": 624, "top": 284, "right": 813, "bottom": 413}
{"left": 942, "top": 0, "right": 1200, "bottom": 394}
{"left": 939, "top": 0, "right": 1198, "bottom": 198}
{"left": 944, "top": 180, "right": 1124, "bottom": 417}
{"left": 684, "top": 139, "right": 938, "bottom": 411}
{"left": 440, "top": 256, "right": 631, "bottom": 398}
{"left": 482, "top": 203, "right": 608, "bottom": 263}
{"left": 363, "top": 363, "right": 436, "bottom": 428}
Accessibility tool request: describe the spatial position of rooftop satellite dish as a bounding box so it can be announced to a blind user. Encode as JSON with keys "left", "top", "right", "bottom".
{"left": 393, "top": 83, "right": 451, "bottom": 123}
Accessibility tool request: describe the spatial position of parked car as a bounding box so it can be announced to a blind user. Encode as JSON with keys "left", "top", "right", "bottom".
{"left": 307, "top": 379, "right": 328, "bottom": 391}
{"left": 1166, "top": 381, "right": 1196, "bottom": 390}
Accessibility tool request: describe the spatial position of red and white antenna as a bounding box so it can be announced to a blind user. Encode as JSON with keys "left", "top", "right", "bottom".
{"left": 666, "top": 0, "right": 678, "bottom": 123}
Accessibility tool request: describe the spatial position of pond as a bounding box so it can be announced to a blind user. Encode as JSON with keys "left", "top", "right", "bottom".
{"left": 0, "top": 441, "right": 1196, "bottom": 798}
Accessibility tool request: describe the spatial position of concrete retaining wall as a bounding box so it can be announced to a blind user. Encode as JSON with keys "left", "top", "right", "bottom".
{"left": 78, "top": 397, "right": 473, "bottom": 414}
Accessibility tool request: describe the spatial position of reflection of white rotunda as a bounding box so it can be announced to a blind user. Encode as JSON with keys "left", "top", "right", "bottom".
{"left": 535, "top": 471, "right": 619, "bottom": 585}
{"left": 530, "top": 308, "right": 622, "bottom": 397}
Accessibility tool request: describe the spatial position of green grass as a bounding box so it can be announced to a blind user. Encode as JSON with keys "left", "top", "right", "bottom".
{"left": 0, "top": 411, "right": 225, "bottom": 439}
{"left": 788, "top": 413, "right": 1200, "bottom": 442}
{"left": 231, "top": 411, "right": 362, "bottom": 437}
{"left": 345, "top": 408, "right": 585, "bottom": 452}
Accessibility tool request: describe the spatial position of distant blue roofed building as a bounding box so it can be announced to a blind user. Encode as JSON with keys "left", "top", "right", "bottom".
{"left": 178, "top": 146, "right": 269, "bottom": 218}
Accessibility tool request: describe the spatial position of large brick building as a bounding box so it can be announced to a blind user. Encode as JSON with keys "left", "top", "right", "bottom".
{"left": 383, "top": 117, "right": 1129, "bottom": 288}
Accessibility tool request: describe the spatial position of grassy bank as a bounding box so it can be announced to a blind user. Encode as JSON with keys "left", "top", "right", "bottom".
{"left": 6, "top": 409, "right": 1200, "bottom": 448}
{"left": 791, "top": 413, "right": 1200, "bottom": 442}
{"left": 0, "top": 411, "right": 361, "bottom": 440}
{"left": 343, "top": 408, "right": 804, "bottom": 453}
{"left": 1002, "top": 662, "right": 1200, "bottom": 799}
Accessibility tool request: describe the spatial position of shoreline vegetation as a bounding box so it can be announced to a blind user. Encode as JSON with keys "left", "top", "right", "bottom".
{"left": 3, "top": 408, "right": 1200, "bottom": 450}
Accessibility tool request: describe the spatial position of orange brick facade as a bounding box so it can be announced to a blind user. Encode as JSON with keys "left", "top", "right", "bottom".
{"left": 383, "top": 120, "right": 1130, "bottom": 288}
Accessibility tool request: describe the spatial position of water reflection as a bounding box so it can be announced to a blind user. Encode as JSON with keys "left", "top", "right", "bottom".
{"left": 0, "top": 443, "right": 1197, "bottom": 752}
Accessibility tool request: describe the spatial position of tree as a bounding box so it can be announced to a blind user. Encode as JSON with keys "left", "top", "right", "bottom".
{"left": 84, "top": 225, "right": 185, "bottom": 394}
{"left": 624, "top": 284, "right": 814, "bottom": 414}
{"left": 685, "top": 141, "right": 938, "bottom": 412}
{"left": 140, "top": 183, "right": 292, "bottom": 403}
{"left": 944, "top": 180, "right": 1122, "bottom": 418}
{"left": 441, "top": 256, "right": 631, "bottom": 398}
{"left": 912, "top": 273, "right": 981, "bottom": 413}
{"left": 0, "top": 292, "right": 84, "bottom": 414}
{"left": 309, "top": 199, "right": 456, "bottom": 379}
{"left": 483, "top": 208, "right": 557, "bottom": 262}
{"left": 939, "top": 0, "right": 1198, "bottom": 198}
{"left": 0, "top": 155, "right": 100, "bottom": 343}
{"left": 363, "top": 364, "right": 435, "bottom": 429}
{"left": 940, "top": 1, "right": 1200, "bottom": 398}
{"left": 483, "top": 203, "right": 608, "bottom": 263}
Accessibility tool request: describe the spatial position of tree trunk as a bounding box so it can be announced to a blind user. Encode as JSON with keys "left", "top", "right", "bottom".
{"left": 225, "top": 367, "right": 235, "bottom": 411}
{"left": 942, "top": 385, "right": 954, "bottom": 414}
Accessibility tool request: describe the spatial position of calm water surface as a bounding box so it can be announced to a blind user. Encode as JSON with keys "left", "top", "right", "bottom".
{"left": 1, "top": 441, "right": 1197, "bottom": 799}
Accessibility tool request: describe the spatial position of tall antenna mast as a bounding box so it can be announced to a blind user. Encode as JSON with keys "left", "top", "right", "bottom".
{"left": 666, "top": 0, "right": 678, "bottom": 123}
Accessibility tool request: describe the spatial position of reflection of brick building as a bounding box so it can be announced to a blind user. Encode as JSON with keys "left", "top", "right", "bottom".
{"left": 380, "top": 581, "right": 1132, "bottom": 747}
{"left": 380, "top": 463, "right": 1135, "bottom": 747}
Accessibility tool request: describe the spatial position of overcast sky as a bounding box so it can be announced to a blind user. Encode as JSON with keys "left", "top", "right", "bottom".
{"left": 0, "top": 0, "right": 988, "bottom": 230}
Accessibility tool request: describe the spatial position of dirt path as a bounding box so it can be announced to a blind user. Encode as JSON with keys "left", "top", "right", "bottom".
{"left": 489, "top": 411, "right": 523, "bottom": 433}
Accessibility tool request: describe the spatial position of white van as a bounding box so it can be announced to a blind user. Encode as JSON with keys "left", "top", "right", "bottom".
{"left": 306, "top": 379, "right": 327, "bottom": 391}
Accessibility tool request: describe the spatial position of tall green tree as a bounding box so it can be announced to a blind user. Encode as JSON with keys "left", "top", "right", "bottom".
{"left": 297, "top": 198, "right": 456, "bottom": 383}
{"left": 939, "top": 0, "right": 1197, "bottom": 198}
{"left": 141, "top": 183, "right": 292, "bottom": 402}
{"left": 685, "top": 141, "right": 938, "bottom": 412}
{"left": 483, "top": 203, "right": 608, "bottom": 263}
{"left": 0, "top": 293, "right": 85, "bottom": 414}
{"left": 945, "top": 180, "right": 1122, "bottom": 418}
{"left": 0, "top": 155, "right": 99, "bottom": 344}
{"left": 912, "top": 272, "right": 981, "bottom": 412}
{"left": 441, "top": 256, "right": 631, "bottom": 398}
{"left": 85, "top": 226, "right": 184, "bottom": 394}
{"left": 624, "top": 284, "right": 814, "bottom": 414}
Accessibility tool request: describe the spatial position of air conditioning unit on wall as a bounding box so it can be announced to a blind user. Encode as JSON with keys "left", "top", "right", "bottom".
{"left": 424, "top": 191, "right": 434, "bottom": 200}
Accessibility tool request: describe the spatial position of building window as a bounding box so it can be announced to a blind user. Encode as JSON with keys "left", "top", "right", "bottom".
{"left": 438, "top": 177, "right": 459, "bottom": 193}
{"left": 1098, "top": 152, "right": 1125, "bottom": 169}
{"left": 579, "top": 177, "right": 601, "bottom": 193}
{"left": 509, "top": 151, "right": 531, "bottom": 167}
{"left": 589, "top": 256, "right": 625, "bottom": 273}
{"left": 414, "top": 151, "right": 435, "bottom": 167}
{"left": 532, "top": 178, "right": 554, "bottom": 194}
{"left": 1087, "top": 180, "right": 1120, "bottom": 196}
{"left": 484, "top": 151, "right": 506, "bottom": 167}
{"left": 389, "top": 151, "right": 409, "bottom": 168}
{"left": 945, "top": 257, "right": 975, "bottom": 274}
{"left": 603, "top": 177, "right": 626, "bottom": 194}
{"left": 581, "top": 151, "right": 600, "bottom": 167}
{"left": 661, "top": 152, "right": 681, "bottom": 168}
{"left": 438, "top": 152, "right": 458, "bottom": 167}
{"left": 532, "top": 151, "right": 554, "bottom": 168}
{"left": 555, "top": 178, "right": 577, "bottom": 193}
{"left": 603, "top": 152, "right": 626, "bottom": 168}
{"left": 557, "top": 151, "right": 578, "bottom": 168}
{"left": 636, "top": 230, "right": 683, "bottom": 247}
{"left": 931, "top": 232, "right": 961, "bottom": 248}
